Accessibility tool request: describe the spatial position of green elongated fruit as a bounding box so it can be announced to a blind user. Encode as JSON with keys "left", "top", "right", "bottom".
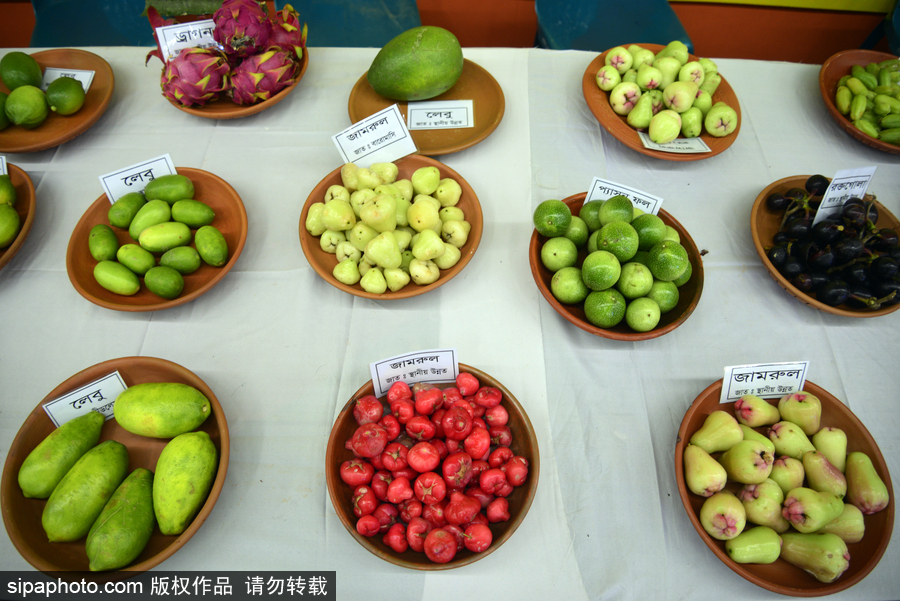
{"left": 845, "top": 77, "right": 874, "bottom": 98}
{"left": 780, "top": 532, "right": 850, "bottom": 583}
{"left": 93, "top": 260, "right": 140, "bottom": 296}
{"left": 143, "top": 174, "right": 194, "bottom": 205}
{"left": 835, "top": 85, "right": 852, "bottom": 115}
{"left": 878, "top": 67, "right": 893, "bottom": 88}
{"left": 725, "top": 526, "right": 782, "bottom": 564}
{"left": 865, "top": 61, "right": 880, "bottom": 76}
{"left": 113, "top": 382, "right": 211, "bottom": 438}
{"left": 878, "top": 127, "right": 900, "bottom": 145}
{"left": 128, "top": 199, "right": 171, "bottom": 241}
{"left": 854, "top": 119, "right": 880, "bottom": 139}
{"left": 153, "top": 431, "right": 218, "bottom": 535}
{"left": 138, "top": 221, "right": 191, "bottom": 253}
{"left": 108, "top": 192, "right": 147, "bottom": 229}
{"left": 144, "top": 265, "right": 184, "bottom": 300}
{"left": 367, "top": 26, "right": 464, "bottom": 102}
{"left": 171, "top": 199, "right": 215, "bottom": 228}
{"left": 845, "top": 451, "right": 890, "bottom": 514}
{"left": 159, "top": 246, "right": 201, "bottom": 275}
{"left": 86, "top": 468, "right": 155, "bottom": 571}
{"left": 18, "top": 411, "right": 105, "bottom": 499}
{"left": 880, "top": 113, "right": 900, "bottom": 128}
{"left": 42, "top": 440, "right": 129, "bottom": 542}
{"left": 88, "top": 224, "right": 119, "bottom": 262}
{"left": 851, "top": 65, "right": 877, "bottom": 90}
{"left": 116, "top": 244, "right": 156, "bottom": 276}
{"left": 194, "top": 225, "right": 228, "bottom": 266}
{"left": 850, "top": 93, "right": 868, "bottom": 121}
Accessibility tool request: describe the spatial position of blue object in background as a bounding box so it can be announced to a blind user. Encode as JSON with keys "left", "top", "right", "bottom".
{"left": 534, "top": 0, "right": 694, "bottom": 54}
{"left": 275, "top": 0, "right": 421, "bottom": 48}
{"left": 30, "top": 0, "right": 157, "bottom": 47}
{"left": 860, "top": 0, "right": 900, "bottom": 55}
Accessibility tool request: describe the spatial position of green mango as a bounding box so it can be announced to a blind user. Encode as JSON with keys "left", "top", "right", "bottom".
{"left": 88, "top": 224, "right": 119, "bottom": 262}
{"left": 171, "top": 199, "right": 215, "bottom": 228}
{"left": 108, "top": 192, "right": 147, "bottom": 229}
{"left": 143, "top": 174, "right": 194, "bottom": 205}
{"left": 113, "top": 382, "right": 211, "bottom": 438}
{"left": 194, "top": 225, "right": 228, "bottom": 267}
{"left": 367, "top": 26, "right": 464, "bottom": 102}
{"left": 86, "top": 468, "right": 155, "bottom": 571}
{"left": 153, "top": 431, "right": 218, "bottom": 536}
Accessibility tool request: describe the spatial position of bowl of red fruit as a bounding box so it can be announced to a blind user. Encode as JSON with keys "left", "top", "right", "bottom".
{"left": 325, "top": 364, "right": 539, "bottom": 569}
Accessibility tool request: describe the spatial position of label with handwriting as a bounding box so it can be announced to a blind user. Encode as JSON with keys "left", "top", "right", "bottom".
{"left": 637, "top": 132, "right": 711, "bottom": 153}
{"left": 40, "top": 68, "right": 94, "bottom": 93}
{"left": 42, "top": 371, "right": 125, "bottom": 427}
{"left": 156, "top": 19, "right": 218, "bottom": 61}
{"left": 719, "top": 361, "right": 809, "bottom": 404}
{"left": 332, "top": 105, "right": 417, "bottom": 168}
{"left": 369, "top": 349, "right": 459, "bottom": 398}
{"left": 811, "top": 166, "right": 878, "bottom": 226}
{"left": 407, "top": 100, "right": 474, "bottom": 130}
{"left": 98, "top": 154, "right": 177, "bottom": 204}
{"left": 586, "top": 177, "right": 663, "bottom": 215}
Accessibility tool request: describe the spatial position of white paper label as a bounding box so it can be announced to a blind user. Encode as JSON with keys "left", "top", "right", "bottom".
{"left": 42, "top": 371, "right": 125, "bottom": 427}
{"left": 99, "top": 154, "right": 177, "bottom": 204}
{"left": 156, "top": 19, "right": 218, "bottom": 61}
{"left": 407, "top": 100, "right": 474, "bottom": 130}
{"left": 586, "top": 177, "right": 663, "bottom": 215}
{"left": 0, "top": 156, "right": 7, "bottom": 176}
{"left": 811, "top": 166, "right": 878, "bottom": 226}
{"left": 370, "top": 349, "right": 459, "bottom": 398}
{"left": 40, "top": 68, "right": 94, "bottom": 93}
{"left": 720, "top": 361, "right": 810, "bottom": 404}
{"left": 332, "top": 105, "right": 417, "bottom": 168}
{"left": 637, "top": 132, "right": 711, "bottom": 153}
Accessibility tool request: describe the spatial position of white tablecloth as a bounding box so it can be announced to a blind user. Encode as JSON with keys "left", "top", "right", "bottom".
{"left": 0, "top": 46, "right": 897, "bottom": 601}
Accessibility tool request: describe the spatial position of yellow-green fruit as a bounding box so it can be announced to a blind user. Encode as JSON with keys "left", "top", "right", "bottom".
{"left": 143, "top": 174, "right": 194, "bottom": 205}
{"left": 93, "top": 260, "right": 140, "bottom": 296}
{"left": 725, "top": 526, "right": 782, "bottom": 564}
{"left": 42, "top": 440, "right": 129, "bottom": 542}
{"left": 171, "top": 199, "right": 215, "bottom": 228}
{"left": 194, "top": 225, "right": 228, "bottom": 266}
{"left": 159, "top": 246, "right": 201, "bottom": 275}
{"left": 0, "top": 173, "right": 16, "bottom": 206}
{"left": 113, "top": 382, "right": 211, "bottom": 438}
{"left": 88, "top": 224, "right": 119, "bottom": 262}
{"left": 18, "top": 411, "right": 105, "bottom": 499}
{"left": 116, "top": 243, "right": 156, "bottom": 276}
{"left": 138, "top": 221, "right": 191, "bottom": 253}
{"left": 367, "top": 26, "right": 464, "bottom": 102}
{"left": 128, "top": 199, "right": 171, "bottom": 241}
{"left": 144, "top": 265, "right": 184, "bottom": 300}
{"left": 108, "top": 192, "right": 147, "bottom": 229}
{"left": 0, "top": 204, "right": 21, "bottom": 248}
{"left": 86, "top": 468, "right": 155, "bottom": 571}
{"left": 4, "top": 85, "right": 49, "bottom": 129}
{"left": 153, "top": 431, "right": 218, "bottom": 536}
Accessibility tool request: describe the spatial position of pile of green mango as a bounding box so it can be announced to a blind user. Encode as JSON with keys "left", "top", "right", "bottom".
{"left": 833, "top": 59, "right": 900, "bottom": 146}
{"left": 18, "top": 381, "right": 218, "bottom": 571}
{"left": 89, "top": 173, "right": 229, "bottom": 300}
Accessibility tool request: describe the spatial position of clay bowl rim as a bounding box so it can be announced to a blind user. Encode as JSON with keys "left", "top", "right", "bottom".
{"left": 0, "top": 163, "right": 37, "bottom": 270}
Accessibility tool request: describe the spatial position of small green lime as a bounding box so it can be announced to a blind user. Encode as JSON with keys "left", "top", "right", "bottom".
{"left": 579, "top": 199, "right": 604, "bottom": 232}
{"left": 533, "top": 199, "right": 572, "bottom": 237}
{"left": 0, "top": 174, "right": 16, "bottom": 207}
{"left": 46, "top": 76, "right": 86, "bottom": 115}
{"left": 595, "top": 221, "right": 639, "bottom": 263}
{"left": 598, "top": 195, "right": 634, "bottom": 226}
{"left": 647, "top": 280, "right": 680, "bottom": 313}
{"left": 625, "top": 297, "right": 661, "bottom": 332}
{"left": 0, "top": 51, "right": 43, "bottom": 91}
{"left": 616, "top": 262, "right": 654, "bottom": 300}
{"left": 541, "top": 236, "right": 578, "bottom": 272}
{"left": 0, "top": 204, "right": 21, "bottom": 248}
{"left": 581, "top": 250, "right": 621, "bottom": 291}
{"left": 563, "top": 215, "right": 589, "bottom": 248}
{"left": 551, "top": 266, "right": 590, "bottom": 305}
{"left": 0, "top": 92, "right": 9, "bottom": 130}
{"left": 673, "top": 260, "right": 693, "bottom": 287}
{"left": 5, "top": 85, "right": 48, "bottom": 129}
{"left": 647, "top": 239, "right": 690, "bottom": 282}
{"left": 632, "top": 213, "right": 667, "bottom": 251}
{"left": 584, "top": 288, "right": 626, "bottom": 328}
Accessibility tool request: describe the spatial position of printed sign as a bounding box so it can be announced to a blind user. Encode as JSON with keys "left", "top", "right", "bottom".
{"left": 811, "top": 166, "right": 878, "bottom": 226}
{"left": 407, "top": 100, "right": 474, "bottom": 130}
{"left": 637, "top": 132, "right": 710, "bottom": 153}
{"left": 40, "top": 68, "right": 94, "bottom": 93}
{"left": 586, "top": 177, "right": 664, "bottom": 215}
{"left": 370, "top": 349, "right": 459, "bottom": 398}
{"left": 42, "top": 371, "right": 126, "bottom": 427}
{"left": 720, "top": 361, "right": 810, "bottom": 404}
{"left": 98, "top": 154, "right": 177, "bottom": 204}
{"left": 156, "top": 19, "right": 218, "bottom": 61}
{"left": 332, "top": 105, "right": 417, "bottom": 168}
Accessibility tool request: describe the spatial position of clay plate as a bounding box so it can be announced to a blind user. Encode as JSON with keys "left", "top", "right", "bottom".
{"left": 675, "top": 379, "right": 893, "bottom": 596}
{"left": 819, "top": 49, "right": 899, "bottom": 155}
{"left": 0, "top": 164, "right": 36, "bottom": 270}
{"left": 750, "top": 175, "right": 900, "bottom": 318}
{"left": 165, "top": 50, "right": 309, "bottom": 120}
{"left": 529, "top": 193, "right": 704, "bottom": 340}
{"left": 0, "top": 356, "right": 230, "bottom": 579}
{"left": 299, "top": 155, "right": 483, "bottom": 300}
{"left": 66, "top": 167, "right": 248, "bottom": 312}
{"left": 325, "top": 363, "right": 539, "bottom": 569}
{"left": 348, "top": 59, "right": 505, "bottom": 156}
{"left": 582, "top": 43, "right": 741, "bottom": 161}
{"left": 0, "top": 49, "right": 115, "bottom": 154}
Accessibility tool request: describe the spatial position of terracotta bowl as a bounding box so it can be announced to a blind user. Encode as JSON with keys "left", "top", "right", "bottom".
{"left": 675, "top": 379, "right": 893, "bottom": 596}
{"left": 164, "top": 50, "right": 308, "bottom": 119}
{"left": 0, "top": 356, "right": 230, "bottom": 580}
{"left": 0, "top": 164, "right": 36, "bottom": 270}
{"left": 66, "top": 167, "right": 248, "bottom": 312}
{"left": 0, "top": 49, "right": 115, "bottom": 154}
{"left": 582, "top": 43, "right": 741, "bottom": 161}
{"left": 299, "top": 155, "right": 483, "bottom": 300}
{"left": 347, "top": 59, "right": 505, "bottom": 156}
{"left": 819, "top": 49, "right": 899, "bottom": 155}
{"left": 750, "top": 175, "right": 900, "bottom": 318}
{"left": 325, "top": 364, "right": 540, "bottom": 570}
{"left": 529, "top": 193, "right": 704, "bottom": 340}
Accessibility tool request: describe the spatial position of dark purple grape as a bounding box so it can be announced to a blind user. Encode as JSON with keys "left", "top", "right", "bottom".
{"left": 817, "top": 279, "right": 850, "bottom": 306}
{"left": 841, "top": 203, "right": 867, "bottom": 228}
{"left": 773, "top": 231, "right": 790, "bottom": 245}
{"left": 808, "top": 271, "right": 830, "bottom": 291}
{"left": 767, "top": 192, "right": 788, "bottom": 212}
{"left": 784, "top": 216, "right": 812, "bottom": 240}
{"left": 791, "top": 273, "right": 815, "bottom": 292}
{"left": 793, "top": 240, "right": 818, "bottom": 264}
{"left": 833, "top": 237, "right": 865, "bottom": 263}
{"left": 842, "top": 262, "right": 867, "bottom": 285}
{"left": 766, "top": 245, "right": 788, "bottom": 269}
{"left": 780, "top": 256, "right": 803, "bottom": 279}
{"left": 844, "top": 197, "right": 878, "bottom": 223}
{"left": 846, "top": 284, "right": 876, "bottom": 309}
{"left": 888, "top": 246, "right": 900, "bottom": 263}
{"left": 785, "top": 188, "right": 807, "bottom": 202}
{"left": 871, "top": 228, "right": 899, "bottom": 252}
{"left": 808, "top": 246, "right": 835, "bottom": 271}
{"left": 811, "top": 219, "right": 844, "bottom": 245}
{"left": 805, "top": 174, "right": 830, "bottom": 196}
{"left": 872, "top": 278, "right": 900, "bottom": 306}
{"left": 870, "top": 256, "right": 899, "bottom": 281}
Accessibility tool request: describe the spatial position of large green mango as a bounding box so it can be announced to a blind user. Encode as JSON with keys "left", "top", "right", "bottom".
{"left": 367, "top": 26, "right": 464, "bottom": 102}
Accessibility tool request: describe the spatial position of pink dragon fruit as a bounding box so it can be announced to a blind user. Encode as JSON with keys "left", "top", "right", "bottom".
{"left": 213, "top": 0, "right": 272, "bottom": 60}
{"left": 268, "top": 4, "right": 307, "bottom": 63}
{"left": 161, "top": 47, "right": 232, "bottom": 107}
{"left": 229, "top": 48, "right": 299, "bottom": 105}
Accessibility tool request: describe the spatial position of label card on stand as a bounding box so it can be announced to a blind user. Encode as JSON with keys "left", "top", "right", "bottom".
{"left": 332, "top": 105, "right": 417, "bottom": 168}
{"left": 40, "top": 68, "right": 94, "bottom": 93}
{"left": 811, "top": 166, "right": 878, "bottom": 226}
{"left": 407, "top": 100, "right": 474, "bottom": 130}
{"left": 99, "top": 154, "right": 177, "bottom": 204}
{"left": 155, "top": 19, "right": 218, "bottom": 61}
{"left": 0, "top": 156, "right": 7, "bottom": 176}
{"left": 370, "top": 349, "right": 459, "bottom": 399}
{"left": 586, "top": 177, "right": 663, "bottom": 215}
{"left": 719, "top": 361, "right": 810, "bottom": 404}
{"left": 42, "top": 371, "right": 125, "bottom": 427}
{"left": 637, "top": 132, "right": 710, "bottom": 153}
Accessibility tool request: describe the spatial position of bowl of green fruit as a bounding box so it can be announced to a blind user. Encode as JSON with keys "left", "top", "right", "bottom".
{"left": 529, "top": 193, "right": 704, "bottom": 340}
{"left": 0, "top": 164, "right": 36, "bottom": 270}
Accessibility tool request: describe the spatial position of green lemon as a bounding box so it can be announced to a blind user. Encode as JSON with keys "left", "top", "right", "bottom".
{"left": 563, "top": 215, "right": 589, "bottom": 248}
{"left": 625, "top": 297, "right": 661, "bottom": 332}
{"left": 647, "top": 280, "right": 680, "bottom": 313}
{"left": 0, "top": 174, "right": 16, "bottom": 207}
{"left": 0, "top": 51, "right": 43, "bottom": 91}
{"left": 632, "top": 213, "right": 667, "bottom": 251}
{"left": 581, "top": 250, "right": 621, "bottom": 291}
{"left": 0, "top": 92, "right": 10, "bottom": 130}
{"left": 598, "top": 195, "right": 634, "bottom": 226}
{"left": 0, "top": 204, "right": 21, "bottom": 248}
{"left": 46, "top": 76, "right": 86, "bottom": 115}
{"left": 673, "top": 260, "right": 693, "bottom": 287}
{"left": 595, "top": 221, "right": 639, "bottom": 263}
{"left": 533, "top": 199, "right": 572, "bottom": 238}
{"left": 5, "top": 85, "right": 49, "bottom": 129}
{"left": 579, "top": 199, "right": 604, "bottom": 232}
{"left": 551, "top": 266, "right": 590, "bottom": 305}
{"left": 584, "top": 288, "right": 627, "bottom": 328}
{"left": 541, "top": 236, "right": 578, "bottom": 272}
{"left": 647, "top": 239, "right": 690, "bottom": 282}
